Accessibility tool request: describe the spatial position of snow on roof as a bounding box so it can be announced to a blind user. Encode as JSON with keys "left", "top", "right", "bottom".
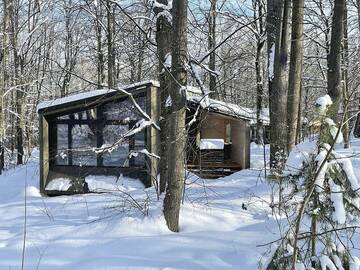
{"left": 37, "top": 80, "right": 270, "bottom": 125}
{"left": 188, "top": 95, "right": 269, "bottom": 124}
{"left": 37, "top": 80, "right": 159, "bottom": 113}
{"left": 188, "top": 96, "right": 252, "bottom": 120}
{"left": 37, "top": 88, "right": 117, "bottom": 112}
{"left": 118, "top": 80, "right": 160, "bottom": 89}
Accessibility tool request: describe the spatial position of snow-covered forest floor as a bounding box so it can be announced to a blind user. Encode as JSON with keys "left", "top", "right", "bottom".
{"left": 0, "top": 140, "right": 359, "bottom": 270}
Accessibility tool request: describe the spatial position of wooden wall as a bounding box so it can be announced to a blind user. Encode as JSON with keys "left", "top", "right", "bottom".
{"left": 200, "top": 112, "right": 250, "bottom": 169}
{"left": 39, "top": 115, "right": 49, "bottom": 194}
{"left": 146, "top": 85, "right": 160, "bottom": 187}
{"left": 201, "top": 114, "right": 226, "bottom": 139}
{"left": 230, "top": 119, "right": 250, "bottom": 169}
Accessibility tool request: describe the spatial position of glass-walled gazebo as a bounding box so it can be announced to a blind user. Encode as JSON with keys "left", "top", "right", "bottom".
{"left": 37, "top": 81, "right": 160, "bottom": 195}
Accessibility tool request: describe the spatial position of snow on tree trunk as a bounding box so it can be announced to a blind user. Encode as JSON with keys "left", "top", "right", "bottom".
{"left": 154, "top": 0, "right": 173, "bottom": 194}
{"left": 267, "top": 0, "right": 291, "bottom": 173}
{"left": 163, "top": 0, "right": 188, "bottom": 232}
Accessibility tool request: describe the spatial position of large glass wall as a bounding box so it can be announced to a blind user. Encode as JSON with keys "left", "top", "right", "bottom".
{"left": 53, "top": 95, "right": 146, "bottom": 167}
{"left": 72, "top": 125, "right": 97, "bottom": 166}
{"left": 102, "top": 125, "right": 129, "bottom": 166}
{"left": 56, "top": 124, "right": 68, "bottom": 165}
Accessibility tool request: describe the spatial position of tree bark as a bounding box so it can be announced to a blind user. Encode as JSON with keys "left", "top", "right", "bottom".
{"left": 208, "top": 0, "right": 217, "bottom": 99}
{"left": 357, "top": 0, "right": 360, "bottom": 32}
{"left": 327, "top": 0, "right": 345, "bottom": 121}
{"left": 286, "top": 0, "right": 305, "bottom": 153}
{"left": 163, "top": 0, "right": 188, "bottom": 232}
{"left": 154, "top": 0, "right": 172, "bottom": 194}
{"left": 8, "top": 0, "right": 23, "bottom": 165}
{"left": 296, "top": 85, "right": 302, "bottom": 144}
{"left": 267, "top": 0, "right": 291, "bottom": 172}
{"left": 342, "top": 3, "right": 350, "bottom": 148}
{"left": 95, "top": 1, "right": 105, "bottom": 88}
{"left": 254, "top": 0, "right": 265, "bottom": 145}
{"left": 61, "top": 0, "right": 73, "bottom": 97}
{"left": 0, "top": 0, "right": 11, "bottom": 172}
{"left": 106, "top": 0, "right": 115, "bottom": 88}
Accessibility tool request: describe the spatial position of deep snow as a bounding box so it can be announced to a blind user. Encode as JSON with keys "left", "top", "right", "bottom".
{"left": 0, "top": 140, "right": 359, "bottom": 269}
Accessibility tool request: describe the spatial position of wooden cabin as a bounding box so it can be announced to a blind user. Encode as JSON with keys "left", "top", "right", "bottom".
{"left": 37, "top": 81, "right": 252, "bottom": 195}
{"left": 186, "top": 97, "right": 251, "bottom": 178}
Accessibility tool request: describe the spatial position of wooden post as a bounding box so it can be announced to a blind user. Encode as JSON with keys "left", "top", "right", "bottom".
{"left": 39, "top": 115, "right": 49, "bottom": 194}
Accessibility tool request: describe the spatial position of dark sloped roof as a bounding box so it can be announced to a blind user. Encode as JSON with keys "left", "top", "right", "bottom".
{"left": 37, "top": 81, "right": 157, "bottom": 115}
{"left": 37, "top": 80, "right": 268, "bottom": 124}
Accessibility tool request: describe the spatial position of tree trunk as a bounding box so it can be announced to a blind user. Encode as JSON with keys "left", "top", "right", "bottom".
{"left": 96, "top": 1, "right": 105, "bottom": 88}
{"left": 342, "top": 3, "right": 350, "bottom": 148}
{"left": 163, "top": 0, "right": 188, "bottom": 232}
{"left": 154, "top": 0, "right": 172, "bottom": 194}
{"left": 9, "top": 0, "right": 23, "bottom": 165}
{"left": 327, "top": 0, "right": 345, "bottom": 121}
{"left": 208, "top": 0, "right": 217, "bottom": 99}
{"left": 61, "top": 0, "right": 73, "bottom": 97}
{"left": 267, "top": 0, "right": 290, "bottom": 172}
{"left": 254, "top": 0, "right": 265, "bottom": 145}
{"left": 106, "top": 0, "right": 115, "bottom": 88}
{"left": 287, "top": 0, "right": 304, "bottom": 153}
{"left": 296, "top": 85, "right": 302, "bottom": 144}
{"left": 0, "top": 0, "right": 11, "bottom": 172}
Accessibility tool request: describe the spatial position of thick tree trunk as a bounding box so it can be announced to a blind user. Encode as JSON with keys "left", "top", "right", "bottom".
{"left": 163, "top": 0, "right": 188, "bottom": 232}
{"left": 208, "top": 0, "right": 217, "bottom": 99}
{"left": 342, "top": 3, "right": 350, "bottom": 148}
{"left": 154, "top": 0, "right": 172, "bottom": 194}
{"left": 267, "top": 0, "right": 290, "bottom": 172}
{"left": 0, "top": 0, "right": 11, "bottom": 172}
{"left": 327, "top": 0, "right": 345, "bottom": 121}
{"left": 9, "top": 0, "right": 23, "bottom": 165}
{"left": 287, "top": 0, "right": 305, "bottom": 152}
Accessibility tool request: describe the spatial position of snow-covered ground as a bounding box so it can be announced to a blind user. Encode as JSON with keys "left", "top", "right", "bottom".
{"left": 0, "top": 141, "right": 358, "bottom": 269}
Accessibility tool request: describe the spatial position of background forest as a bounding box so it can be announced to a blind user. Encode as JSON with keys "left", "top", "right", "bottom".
{"left": 0, "top": 0, "right": 358, "bottom": 169}
{"left": 1, "top": 1, "right": 360, "bottom": 269}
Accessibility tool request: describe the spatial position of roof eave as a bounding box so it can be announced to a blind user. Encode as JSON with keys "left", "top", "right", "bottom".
{"left": 37, "top": 81, "right": 157, "bottom": 115}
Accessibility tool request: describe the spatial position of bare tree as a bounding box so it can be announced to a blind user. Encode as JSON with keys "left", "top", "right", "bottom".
{"left": 341, "top": 2, "right": 350, "bottom": 148}
{"left": 287, "top": 0, "right": 305, "bottom": 152}
{"left": 95, "top": 0, "right": 105, "bottom": 88}
{"left": 252, "top": 0, "right": 266, "bottom": 145}
{"left": 106, "top": 0, "right": 115, "bottom": 88}
{"left": 267, "top": 0, "right": 291, "bottom": 171}
{"left": 208, "top": 0, "right": 217, "bottom": 99}
{"left": 163, "top": 0, "right": 188, "bottom": 232}
{"left": 153, "top": 0, "right": 172, "bottom": 194}
{"left": 327, "top": 0, "right": 346, "bottom": 120}
{"left": 0, "top": 0, "right": 10, "bottom": 172}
